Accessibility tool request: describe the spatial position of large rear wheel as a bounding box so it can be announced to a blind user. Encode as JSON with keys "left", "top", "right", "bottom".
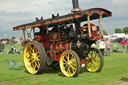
{"left": 59, "top": 50, "right": 80, "bottom": 77}
{"left": 85, "top": 48, "right": 104, "bottom": 72}
{"left": 24, "top": 41, "right": 46, "bottom": 74}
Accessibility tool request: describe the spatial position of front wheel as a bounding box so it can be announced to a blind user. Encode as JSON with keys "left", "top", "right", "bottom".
{"left": 24, "top": 41, "right": 46, "bottom": 74}
{"left": 85, "top": 48, "right": 104, "bottom": 72}
{"left": 59, "top": 50, "right": 80, "bottom": 77}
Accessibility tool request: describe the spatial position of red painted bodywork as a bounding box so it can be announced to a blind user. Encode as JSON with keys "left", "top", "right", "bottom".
{"left": 43, "top": 40, "right": 72, "bottom": 61}
{"left": 33, "top": 33, "right": 72, "bottom": 61}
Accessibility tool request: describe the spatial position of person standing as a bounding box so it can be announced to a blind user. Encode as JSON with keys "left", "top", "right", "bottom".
{"left": 99, "top": 40, "right": 105, "bottom": 56}
{"left": 120, "top": 38, "right": 126, "bottom": 54}
{"left": 105, "top": 38, "right": 111, "bottom": 56}
{"left": 126, "top": 40, "right": 128, "bottom": 53}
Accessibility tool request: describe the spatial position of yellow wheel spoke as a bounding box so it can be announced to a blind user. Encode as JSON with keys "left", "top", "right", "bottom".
{"left": 35, "top": 52, "right": 39, "bottom": 56}
{"left": 95, "top": 54, "right": 99, "bottom": 57}
{"left": 70, "top": 58, "right": 76, "bottom": 64}
{"left": 88, "top": 52, "right": 93, "bottom": 58}
{"left": 35, "top": 57, "right": 40, "bottom": 62}
{"left": 69, "top": 65, "right": 76, "bottom": 73}
{"left": 32, "top": 61, "right": 39, "bottom": 70}
{"left": 34, "top": 54, "right": 40, "bottom": 61}
{"left": 93, "top": 52, "right": 97, "bottom": 58}
{"left": 67, "top": 54, "right": 70, "bottom": 62}
{"left": 96, "top": 60, "right": 100, "bottom": 62}
{"left": 87, "top": 64, "right": 92, "bottom": 68}
{"left": 92, "top": 51, "right": 96, "bottom": 58}
{"left": 25, "top": 52, "right": 30, "bottom": 59}
{"left": 91, "top": 63, "right": 94, "bottom": 71}
{"left": 31, "top": 60, "right": 35, "bottom": 64}
{"left": 91, "top": 51, "right": 94, "bottom": 58}
{"left": 62, "top": 62, "right": 66, "bottom": 65}
{"left": 35, "top": 61, "right": 40, "bottom": 69}
{"left": 33, "top": 46, "right": 37, "bottom": 53}
{"left": 70, "top": 57, "right": 75, "bottom": 61}
{"left": 63, "top": 58, "right": 67, "bottom": 63}
{"left": 93, "top": 62, "right": 99, "bottom": 68}
{"left": 67, "top": 67, "right": 71, "bottom": 74}
{"left": 71, "top": 62, "right": 76, "bottom": 66}
{"left": 89, "top": 52, "right": 92, "bottom": 58}
{"left": 85, "top": 64, "right": 90, "bottom": 69}
{"left": 31, "top": 62, "right": 35, "bottom": 68}
{"left": 64, "top": 64, "right": 68, "bottom": 69}
{"left": 30, "top": 57, "right": 38, "bottom": 70}
{"left": 28, "top": 47, "right": 33, "bottom": 53}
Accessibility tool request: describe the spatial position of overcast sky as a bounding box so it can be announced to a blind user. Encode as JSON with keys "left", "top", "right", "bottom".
{"left": 0, "top": 0, "right": 128, "bottom": 39}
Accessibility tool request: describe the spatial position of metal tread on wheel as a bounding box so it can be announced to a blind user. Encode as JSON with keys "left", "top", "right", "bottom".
{"left": 85, "top": 48, "right": 104, "bottom": 72}
{"left": 59, "top": 50, "right": 80, "bottom": 77}
{"left": 24, "top": 41, "right": 47, "bottom": 74}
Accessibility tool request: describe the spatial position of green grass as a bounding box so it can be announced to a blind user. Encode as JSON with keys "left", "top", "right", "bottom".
{"left": 0, "top": 43, "right": 128, "bottom": 85}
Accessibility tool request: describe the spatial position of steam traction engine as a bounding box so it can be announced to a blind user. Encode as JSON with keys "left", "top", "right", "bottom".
{"left": 13, "top": 0, "right": 112, "bottom": 77}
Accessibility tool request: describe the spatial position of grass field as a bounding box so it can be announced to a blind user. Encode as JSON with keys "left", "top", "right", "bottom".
{"left": 0, "top": 43, "right": 128, "bottom": 85}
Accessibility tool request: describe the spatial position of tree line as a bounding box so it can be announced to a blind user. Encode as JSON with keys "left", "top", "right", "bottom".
{"left": 115, "top": 27, "right": 128, "bottom": 34}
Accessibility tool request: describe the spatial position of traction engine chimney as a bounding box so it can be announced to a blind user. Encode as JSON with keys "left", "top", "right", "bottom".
{"left": 72, "top": 0, "right": 81, "bottom": 12}
{"left": 72, "top": 0, "right": 81, "bottom": 36}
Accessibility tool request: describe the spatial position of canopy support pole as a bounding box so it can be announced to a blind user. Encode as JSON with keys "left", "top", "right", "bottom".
{"left": 87, "top": 16, "right": 91, "bottom": 37}
{"left": 23, "top": 29, "right": 26, "bottom": 41}
{"left": 99, "top": 15, "right": 103, "bottom": 36}
{"left": 32, "top": 28, "right": 35, "bottom": 38}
